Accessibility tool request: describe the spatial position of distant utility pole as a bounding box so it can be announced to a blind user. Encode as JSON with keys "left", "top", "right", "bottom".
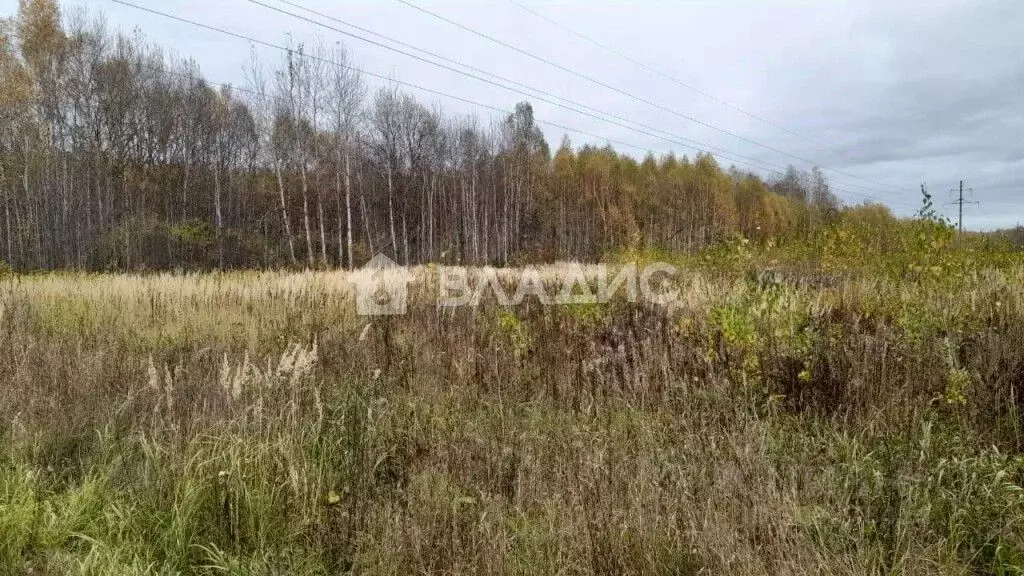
{"left": 948, "top": 180, "right": 978, "bottom": 232}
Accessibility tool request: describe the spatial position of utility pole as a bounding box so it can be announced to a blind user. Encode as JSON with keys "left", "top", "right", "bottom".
{"left": 948, "top": 180, "right": 977, "bottom": 232}
{"left": 958, "top": 180, "right": 963, "bottom": 232}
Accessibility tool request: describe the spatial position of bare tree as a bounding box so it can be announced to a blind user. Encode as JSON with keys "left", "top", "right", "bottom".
{"left": 328, "top": 43, "right": 363, "bottom": 269}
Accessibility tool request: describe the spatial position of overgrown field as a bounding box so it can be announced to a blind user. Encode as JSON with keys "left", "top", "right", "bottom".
{"left": 3, "top": 239, "right": 1024, "bottom": 574}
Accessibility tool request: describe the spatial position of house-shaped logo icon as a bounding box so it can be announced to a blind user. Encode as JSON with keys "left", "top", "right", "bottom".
{"left": 355, "top": 254, "right": 415, "bottom": 316}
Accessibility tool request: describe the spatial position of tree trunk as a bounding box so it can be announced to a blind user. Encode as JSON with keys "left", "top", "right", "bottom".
{"left": 345, "top": 147, "right": 354, "bottom": 269}
{"left": 315, "top": 160, "right": 328, "bottom": 267}
{"left": 334, "top": 145, "right": 345, "bottom": 268}
{"left": 275, "top": 159, "right": 297, "bottom": 265}
{"left": 387, "top": 165, "right": 398, "bottom": 261}
{"left": 214, "top": 163, "right": 224, "bottom": 269}
{"left": 317, "top": 189, "right": 328, "bottom": 267}
{"left": 181, "top": 161, "right": 190, "bottom": 222}
{"left": 299, "top": 160, "right": 314, "bottom": 268}
{"left": 3, "top": 190, "right": 12, "bottom": 268}
{"left": 359, "top": 168, "right": 373, "bottom": 256}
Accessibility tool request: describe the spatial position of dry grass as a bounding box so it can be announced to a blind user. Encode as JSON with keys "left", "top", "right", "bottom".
{"left": 0, "top": 265, "right": 1023, "bottom": 575}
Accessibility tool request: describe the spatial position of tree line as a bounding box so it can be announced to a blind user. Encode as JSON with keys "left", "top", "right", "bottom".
{"left": 0, "top": 0, "right": 854, "bottom": 271}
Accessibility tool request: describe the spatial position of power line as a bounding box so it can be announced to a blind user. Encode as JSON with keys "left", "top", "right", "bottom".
{"left": 105, "top": 0, "right": 913, "bottom": 210}
{"left": 247, "top": 0, "right": 915, "bottom": 208}
{"left": 4, "top": 29, "right": 372, "bottom": 123}
{"left": 249, "top": 2, "right": 780, "bottom": 177}
{"left": 395, "top": 0, "right": 911, "bottom": 197}
{"left": 506, "top": 0, "right": 810, "bottom": 142}
{"left": 104, "top": 0, "right": 661, "bottom": 157}
{"left": 113, "top": 0, "right": 772, "bottom": 181}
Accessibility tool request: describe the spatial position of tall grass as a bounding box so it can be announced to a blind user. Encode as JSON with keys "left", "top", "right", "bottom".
{"left": 0, "top": 260, "right": 1023, "bottom": 575}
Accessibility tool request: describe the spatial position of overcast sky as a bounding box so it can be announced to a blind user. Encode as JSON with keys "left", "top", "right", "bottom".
{"left": 4, "top": 0, "right": 1021, "bottom": 228}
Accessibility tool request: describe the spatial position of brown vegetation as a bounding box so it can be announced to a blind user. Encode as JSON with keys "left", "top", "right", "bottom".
{"left": 1, "top": 250, "right": 1023, "bottom": 574}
